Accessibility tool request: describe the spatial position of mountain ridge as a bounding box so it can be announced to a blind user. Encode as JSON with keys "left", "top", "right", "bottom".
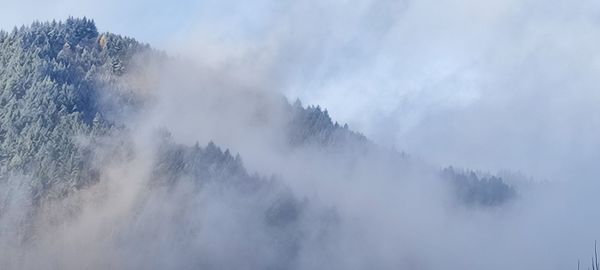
{"left": 0, "top": 17, "right": 516, "bottom": 206}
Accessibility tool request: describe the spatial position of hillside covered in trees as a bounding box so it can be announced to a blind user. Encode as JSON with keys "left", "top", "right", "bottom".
{"left": 0, "top": 18, "right": 519, "bottom": 269}
{"left": 0, "top": 18, "right": 515, "bottom": 205}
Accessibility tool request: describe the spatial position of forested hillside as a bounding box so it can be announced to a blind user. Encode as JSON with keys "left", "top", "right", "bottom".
{"left": 0, "top": 18, "right": 521, "bottom": 269}
{"left": 0, "top": 17, "right": 516, "bottom": 206}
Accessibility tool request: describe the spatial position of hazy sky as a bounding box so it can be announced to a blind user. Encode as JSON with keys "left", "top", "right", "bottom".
{"left": 3, "top": 2, "right": 600, "bottom": 269}
{"left": 2, "top": 0, "right": 600, "bottom": 182}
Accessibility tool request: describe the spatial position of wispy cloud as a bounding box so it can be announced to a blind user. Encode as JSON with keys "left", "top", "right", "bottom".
{"left": 2, "top": 1, "right": 600, "bottom": 269}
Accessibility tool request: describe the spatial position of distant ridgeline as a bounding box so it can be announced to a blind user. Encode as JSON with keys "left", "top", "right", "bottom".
{"left": 0, "top": 18, "right": 516, "bottom": 206}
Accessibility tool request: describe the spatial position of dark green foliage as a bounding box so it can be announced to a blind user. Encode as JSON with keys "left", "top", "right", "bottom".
{"left": 152, "top": 132, "right": 257, "bottom": 191}
{"left": 150, "top": 131, "right": 306, "bottom": 265}
{"left": 0, "top": 17, "right": 296, "bottom": 208}
{"left": 0, "top": 18, "right": 153, "bottom": 201}
{"left": 441, "top": 167, "right": 517, "bottom": 207}
{"left": 0, "top": 17, "right": 517, "bottom": 210}
{"left": 0, "top": 16, "right": 306, "bottom": 258}
{"left": 265, "top": 194, "right": 302, "bottom": 227}
{"left": 287, "top": 98, "right": 367, "bottom": 149}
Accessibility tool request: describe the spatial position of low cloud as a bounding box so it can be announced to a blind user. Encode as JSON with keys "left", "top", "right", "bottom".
{"left": 1, "top": 1, "right": 600, "bottom": 269}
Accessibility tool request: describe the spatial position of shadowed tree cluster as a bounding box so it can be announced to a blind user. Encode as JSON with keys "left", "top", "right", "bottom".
{"left": 441, "top": 167, "right": 517, "bottom": 207}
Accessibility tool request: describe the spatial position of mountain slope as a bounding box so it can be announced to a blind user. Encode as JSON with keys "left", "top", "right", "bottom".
{"left": 0, "top": 17, "right": 516, "bottom": 205}
{"left": 0, "top": 18, "right": 519, "bottom": 269}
